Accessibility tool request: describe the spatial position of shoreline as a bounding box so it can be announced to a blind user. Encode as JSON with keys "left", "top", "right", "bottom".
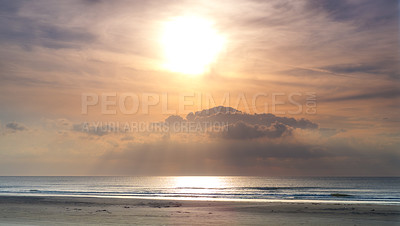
{"left": 1, "top": 193, "right": 399, "bottom": 206}
{"left": 0, "top": 195, "right": 399, "bottom": 225}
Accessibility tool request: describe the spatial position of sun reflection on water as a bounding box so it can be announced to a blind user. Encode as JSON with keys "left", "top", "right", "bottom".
{"left": 173, "top": 176, "right": 225, "bottom": 194}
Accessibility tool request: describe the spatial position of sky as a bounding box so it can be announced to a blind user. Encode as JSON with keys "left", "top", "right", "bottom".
{"left": 0, "top": 0, "right": 399, "bottom": 176}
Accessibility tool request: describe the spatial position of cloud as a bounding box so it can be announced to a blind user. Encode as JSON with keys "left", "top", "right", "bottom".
{"left": 87, "top": 106, "right": 400, "bottom": 176}
{"left": 215, "top": 121, "right": 291, "bottom": 140}
{"left": 306, "top": 0, "right": 398, "bottom": 27}
{"left": 187, "top": 106, "right": 241, "bottom": 119}
{"left": 185, "top": 106, "right": 318, "bottom": 129}
{"left": 239, "top": 0, "right": 399, "bottom": 79}
{"left": 165, "top": 115, "right": 185, "bottom": 124}
{"left": 95, "top": 140, "right": 330, "bottom": 175}
{"left": 5, "top": 122, "right": 28, "bottom": 133}
{"left": 0, "top": 15, "right": 96, "bottom": 50}
{"left": 72, "top": 123, "right": 110, "bottom": 136}
{"left": 95, "top": 138, "right": 400, "bottom": 176}
{"left": 162, "top": 106, "right": 317, "bottom": 139}
{"left": 319, "top": 128, "right": 345, "bottom": 137}
{"left": 321, "top": 62, "right": 400, "bottom": 79}
{"left": 324, "top": 89, "right": 400, "bottom": 102}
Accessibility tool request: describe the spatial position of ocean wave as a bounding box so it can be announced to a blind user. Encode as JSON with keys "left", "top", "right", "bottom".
{"left": 175, "top": 186, "right": 323, "bottom": 191}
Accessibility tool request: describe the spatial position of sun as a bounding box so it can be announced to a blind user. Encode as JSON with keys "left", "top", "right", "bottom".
{"left": 161, "top": 16, "right": 226, "bottom": 75}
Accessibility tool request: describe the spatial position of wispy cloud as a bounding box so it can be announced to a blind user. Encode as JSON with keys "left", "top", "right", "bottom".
{"left": 324, "top": 89, "right": 400, "bottom": 102}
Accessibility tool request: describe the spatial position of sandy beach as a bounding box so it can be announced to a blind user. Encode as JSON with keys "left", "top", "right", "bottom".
{"left": 0, "top": 196, "right": 398, "bottom": 225}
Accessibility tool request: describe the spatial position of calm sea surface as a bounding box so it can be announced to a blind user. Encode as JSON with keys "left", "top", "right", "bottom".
{"left": 0, "top": 177, "right": 399, "bottom": 204}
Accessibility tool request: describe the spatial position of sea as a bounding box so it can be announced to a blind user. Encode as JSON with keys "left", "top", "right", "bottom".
{"left": 0, "top": 177, "right": 399, "bottom": 205}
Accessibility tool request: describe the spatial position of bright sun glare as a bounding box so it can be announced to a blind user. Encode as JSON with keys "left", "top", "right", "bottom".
{"left": 174, "top": 176, "right": 223, "bottom": 189}
{"left": 161, "top": 16, "right": 225, "bottom": 75}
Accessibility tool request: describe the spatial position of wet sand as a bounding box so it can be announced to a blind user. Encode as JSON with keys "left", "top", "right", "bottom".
{"left": 0, "top": 196, "right": 399, "bottom": 225}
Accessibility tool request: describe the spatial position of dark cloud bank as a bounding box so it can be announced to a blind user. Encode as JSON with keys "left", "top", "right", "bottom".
{"left": 94, "top": 107, "right": 400, "bottom": 176}
{"left": 166, "top": 106, "right": 317, "bottom": 140}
